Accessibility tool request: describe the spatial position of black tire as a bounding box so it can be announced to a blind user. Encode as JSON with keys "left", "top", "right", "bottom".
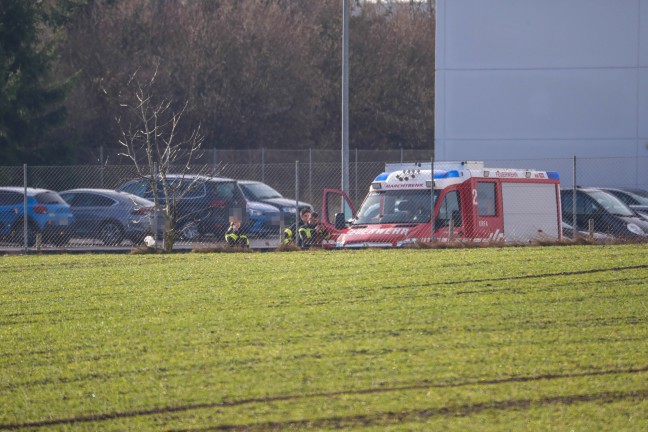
{"left": 100, "top": 222, "right": 124, "bottom": 246}
{"left": 178, "top": 221, "right": 199, "bottom": 241}
{"left": 129, "top": 233, "right": 147, "bottom": 245}
{"left": 26, "top": 223, "right": 38, "bottom": 247}
{"left": 48, "top": 232, "right": 70, "bottom": 246}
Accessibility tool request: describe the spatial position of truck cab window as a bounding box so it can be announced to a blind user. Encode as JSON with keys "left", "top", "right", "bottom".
{"left": 477, "top": 182, "right": 497, "bottom": 216}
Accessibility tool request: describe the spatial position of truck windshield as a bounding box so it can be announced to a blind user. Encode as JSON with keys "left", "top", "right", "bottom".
{"left": 355, "top": 190, "right": 438, "bottom": 224}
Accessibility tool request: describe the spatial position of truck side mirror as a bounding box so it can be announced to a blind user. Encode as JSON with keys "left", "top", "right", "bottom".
{"left": 335, "top": 212, "right": 347, "bottom": 230}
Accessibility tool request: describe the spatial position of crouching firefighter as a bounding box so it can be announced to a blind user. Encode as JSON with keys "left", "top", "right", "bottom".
{"left": 225, "top": 220, "right": 249, "bottom": 247}
{"left": 283, "top": 208, "right": 311, "bottom": 246}
{"left": 298, "top": 212, "right": 331, "bottom": 248}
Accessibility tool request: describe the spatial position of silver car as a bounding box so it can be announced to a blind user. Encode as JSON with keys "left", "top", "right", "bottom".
{"left": 59, "top": 189, "right": 161, "bottom": 245}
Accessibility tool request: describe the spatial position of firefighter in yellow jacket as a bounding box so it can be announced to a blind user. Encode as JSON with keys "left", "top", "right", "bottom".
{"left": 298, "top": 212, "right": 331, "bottom": 248}
{"left": 284, "top": 208, "right": 311, "bottom": 245}
{"left": 225, "top": 220, "right": 249, "bottom": 247}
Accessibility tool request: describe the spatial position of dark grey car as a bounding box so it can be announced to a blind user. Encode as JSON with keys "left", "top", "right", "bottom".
{"left": 561, "top": 188, "right": 648, "bottom": 241}
{"left": 238, "top": 180, "right": 313, "bottom": 228}
{"left": 59, "top": 189, "right": 159, "bottom": 245}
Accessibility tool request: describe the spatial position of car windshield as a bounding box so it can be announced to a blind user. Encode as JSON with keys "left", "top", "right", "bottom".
{"left": 355, "top": 189, "right": 438, "bottom": 224}
{"left": 622, "top": 190, "right": 648, "bottom": 206}
{"left": 588, "top": 190, "right": 635, "bottom": 217}
{"left": 240, "top": 183, "right": 283, "bottom": 200}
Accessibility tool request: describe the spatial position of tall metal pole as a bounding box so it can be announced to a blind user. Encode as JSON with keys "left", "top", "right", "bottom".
{"left": 341, "top": 0, "right": 350, "bottom": 199}
{"left": 572, "top": 155, "right": 577, "bottom": 239}
{"left": 23, "top": 164, "right": 28, "bottom": 252}
{"left": 430, "top": 158, "right": 435, "bottom": 243}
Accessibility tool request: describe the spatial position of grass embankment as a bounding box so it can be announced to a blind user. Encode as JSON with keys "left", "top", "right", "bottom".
{"left": 0, "top": 245, "right": 647, "bottom": 431}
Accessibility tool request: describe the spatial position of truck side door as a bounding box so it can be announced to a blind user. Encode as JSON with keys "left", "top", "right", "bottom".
{"left": 434, "top": 189, "right": 465, "bottom": 241}
{"left": 472, "top": 181, "right": 504, "bottom": 241}
{"left": 321, "top": 189, "right": 356, "bottom": 238}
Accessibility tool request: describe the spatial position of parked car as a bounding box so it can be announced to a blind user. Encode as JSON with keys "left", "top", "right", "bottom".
{"left": 560, "top": 187, "right": 648, "bottom": 240}
{"left": 0, "top": 187, "right": 74, "bottom": 246}
{"left": 238, "top": 180, "right": 313, "bottom": 229}
{"left": 59, "top": 189, "right": 161, "bottom": 245}
{"left": 116, "top": 175, "right": 311, "bottom": 240}
{"left": 597, "top": 187, "right": 648, "bottom": 217}
{"left": 560, "top": 221, "right": 613, "bottom": 242}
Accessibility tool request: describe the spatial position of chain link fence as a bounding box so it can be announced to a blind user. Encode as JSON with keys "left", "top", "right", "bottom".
{"left": 1, "top": 156, "right": 647, "bottom": 252}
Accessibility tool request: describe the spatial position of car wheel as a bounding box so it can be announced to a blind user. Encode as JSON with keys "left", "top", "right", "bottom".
{"left": 178, "top": 221, "right": 199, "bottom": 241}
{"left": 100, "top": 222, "right": 124, "bottom": 246}
{"left": 10, "top": 220, "right": 37, "bottom": 246}
{"left": 49, "top": 232, "right": 70, "bottom": 246}
{"left": 26, "top": 223, "right": 38, "bottom": 247}
{"left": 129, "top": 233, "right": 147, "bottom": 245}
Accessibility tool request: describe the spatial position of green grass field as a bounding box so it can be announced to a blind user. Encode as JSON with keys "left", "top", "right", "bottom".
{"left": 1, "top": 245, "right": 647, "bottom": 431}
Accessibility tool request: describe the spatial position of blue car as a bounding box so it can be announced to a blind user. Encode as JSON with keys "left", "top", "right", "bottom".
{"left": 0, "top": 187, "right": 74, "bottom": 246}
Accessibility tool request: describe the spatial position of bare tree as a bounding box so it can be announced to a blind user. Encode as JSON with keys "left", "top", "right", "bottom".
{"left": 113, "top": 66, "right": 214, "bottom": 252}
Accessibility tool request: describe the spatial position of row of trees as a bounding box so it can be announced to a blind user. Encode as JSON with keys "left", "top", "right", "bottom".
{"left": 1, "top": 0, "right": 435, "bottom": 165}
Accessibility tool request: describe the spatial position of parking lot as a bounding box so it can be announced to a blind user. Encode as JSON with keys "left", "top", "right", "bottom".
{"left": 2, "top": 157, "right": 648, "bottom": 252}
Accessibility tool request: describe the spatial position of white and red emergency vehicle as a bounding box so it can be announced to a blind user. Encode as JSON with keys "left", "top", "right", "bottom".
{"left": 321, "top": 161, "right": 562, "bottom": 247}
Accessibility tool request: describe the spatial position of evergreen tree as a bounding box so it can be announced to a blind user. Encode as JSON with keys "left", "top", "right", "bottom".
{"left": 0, "top": 0, "right": 66, "bottom": 165}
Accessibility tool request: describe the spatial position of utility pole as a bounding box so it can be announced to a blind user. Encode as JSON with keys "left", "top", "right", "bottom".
{"left": 341, "top": 0, "right": 350, "bottom": 197}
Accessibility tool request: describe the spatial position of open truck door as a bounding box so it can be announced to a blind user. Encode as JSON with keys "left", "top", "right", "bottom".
{"left": 321, "top": 189, "right": 356, "bottom": 246}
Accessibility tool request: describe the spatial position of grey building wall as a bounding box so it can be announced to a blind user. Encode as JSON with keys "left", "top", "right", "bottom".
{"left": 435, "top": 0, "right": 648, "bottom": 186}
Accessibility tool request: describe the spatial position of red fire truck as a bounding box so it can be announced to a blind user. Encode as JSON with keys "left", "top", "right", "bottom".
{"left": 321, "top": 161, "right": 562, "bottom": 247}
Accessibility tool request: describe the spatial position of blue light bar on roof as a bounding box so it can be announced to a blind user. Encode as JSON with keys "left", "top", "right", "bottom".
{"left": 374, "top": 173, "right": 389, "bottom": 181}
{"left": 547, "top": 172, "right": 560, "bottom": 180}
{"left": 434, "top": 170, "right": 460, "bottom": 179}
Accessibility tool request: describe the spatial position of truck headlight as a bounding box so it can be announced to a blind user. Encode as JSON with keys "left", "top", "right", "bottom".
{"left": 282, "top": 207, "right": 297, "bottom": 213}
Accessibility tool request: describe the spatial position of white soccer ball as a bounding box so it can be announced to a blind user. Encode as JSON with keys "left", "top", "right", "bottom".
{"left": 144, "top": 235, "right": 156, "bottom": 247}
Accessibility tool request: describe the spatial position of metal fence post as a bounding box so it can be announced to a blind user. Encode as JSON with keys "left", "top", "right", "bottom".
{"left": 572, "top": 155, "right": 577, "bottom": 240}
{"left": 99, "top": 145, "right": 105, "bottom": 188}
{"left": 295, "top": 160, "right": 301, "bottom": 248}
{"left": 153, "top": 162, "right": 159, "bottom": 248}
{"left": 261, "top": 147, "right": 265, "bottom": 183}
{"left": 23, "top": 164, "right": 28, "bottom": 253}
{"left": 430, "top": 158, "right": 435, "bottom": 243}
{"left": 308, "top": 148, "right": 312, "bottom": 204}
{"left": 354, "top": 147, "right": 358, "bottom": 205}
